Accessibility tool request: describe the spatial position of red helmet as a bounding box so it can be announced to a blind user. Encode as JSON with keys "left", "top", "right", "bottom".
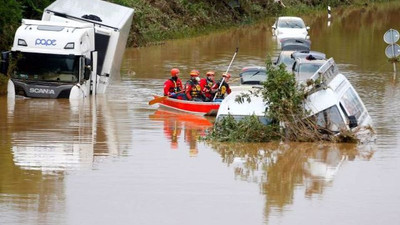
{"left": 171, "top": 68, "right": 180, "bottom": 77}
{"left": 206, "top": 71, "right": 215, "bottom": 77}
{"left": 222, "top": 72, "right": 231, "bottom": 79}
{"left": 190, "top": 70, "right": 200, "bottom": 77}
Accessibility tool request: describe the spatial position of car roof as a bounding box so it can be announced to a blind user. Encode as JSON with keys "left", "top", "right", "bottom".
{"left": 241, "top": 66, "right": 266, "bottom": 72}
{"left": 281, "top": 43, "right": 310, "bottom": 51}
{"left": 281, "top": 38, "right": 311, "bottom": 47}
{"left": 280, "top": 38, "right": 311, "bottom": 51}
{"left": 276, "top": 51, "right": 294, "bottom": 62}
{"left": 295, "top": 58, "right": 327, "bottom": 65}
{"left": 291, "top": 51, "right": 326, "bottom": 60}
{"left": 278, "top": 16, "right": 304, "bottom": 21}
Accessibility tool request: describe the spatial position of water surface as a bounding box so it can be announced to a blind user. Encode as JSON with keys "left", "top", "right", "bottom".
{"left": 1, "top": 2, "right": 400, "bottom": 225}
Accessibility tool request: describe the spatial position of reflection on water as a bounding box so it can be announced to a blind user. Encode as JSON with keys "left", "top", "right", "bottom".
{"left": 7, "top": 98, "right": 94, "bottom": 171}
{"left": 209, "top": 141, "right": 374, "bottom": 219}
{"left": 0, "top": 95, "right": 133, "bottom": 224}
{"left": 1, "top": 1, "right": 400, "bottom": 225}
{"left": 149, "top": 108, "right": 213, "bottom": 156}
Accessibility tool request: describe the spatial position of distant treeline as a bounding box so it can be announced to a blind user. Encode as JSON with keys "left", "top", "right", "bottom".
{"left": 0, "top": 0, "right": 52, "bottom": 51}
{"left": 0, "top": 0, "right": 359, "bottom": 51}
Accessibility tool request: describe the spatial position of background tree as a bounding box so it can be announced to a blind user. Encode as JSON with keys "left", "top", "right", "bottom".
{"left": 0, "top": 0, "right": 52, "bottom": 51}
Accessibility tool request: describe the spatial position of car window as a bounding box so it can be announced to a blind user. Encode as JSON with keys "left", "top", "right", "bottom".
{"left": 282, "top": 56, "right": 295, "bottom": 67}
{"left": 240, "top": 70, "right": 267, "bottom": 85}
{"left": 314, "top": 105, "right": 346, "bottom": 132}
{"left": 278, "top": 19, "right": 305, "bottom": 29}
{"left": 299, "top": 63, "right": 322, "bottom": 74}
{"left": 340, "top": 87, "right": 364, "bottom": 120}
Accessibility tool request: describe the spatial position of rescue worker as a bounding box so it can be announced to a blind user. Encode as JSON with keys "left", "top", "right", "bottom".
{"left": 212, "top": 72, "right": 232, "bottom": 102}
{"left": 199, "top": 71, "right": 216, "bottom": 102}
{"left": 163, "top": 68, "right": 186, "bottom": 99}
{"left": 185, "top": 70, "right": 204, "bottom": 101}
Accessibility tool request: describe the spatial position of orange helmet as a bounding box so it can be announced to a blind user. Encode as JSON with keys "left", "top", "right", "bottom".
{"left": 190, "top": 70, "right": 200, "bottom": 77}
{"left": 206, "top": 71, "right": 215, "bottom": 77}
{"left": 222, "top": 72, "right": 231, "bottom": 79}
{"left": 171, "top": 68, "right": 180, "bottom": 77}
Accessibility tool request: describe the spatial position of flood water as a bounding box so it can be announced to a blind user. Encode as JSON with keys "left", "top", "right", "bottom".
{"left": 1, "top": 2, "right": 400, "bottom": 225}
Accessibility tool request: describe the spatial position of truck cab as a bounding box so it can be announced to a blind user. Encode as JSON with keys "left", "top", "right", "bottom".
{"left": 6, "top": 19, "right": 94, "bottom": 98}
{"left": 1, "top": 0, "right": 134, "bottom": 99}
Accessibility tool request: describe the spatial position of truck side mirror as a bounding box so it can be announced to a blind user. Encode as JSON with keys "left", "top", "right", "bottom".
{"left": 348, "top": 115, "right": 358, "bottom": 129}
{"left": 1, "top": 51, "right": 10, "bottom": 75}
{"left": 85, "top": 58, "right": 92, "bottom": 70}
{"left": 84, "top": 67, "right": 91, "bottom": 80}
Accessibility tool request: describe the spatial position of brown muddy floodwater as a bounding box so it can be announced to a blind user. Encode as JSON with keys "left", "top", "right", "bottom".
{"left": 1, "top": 2, "right": 400, "bottom": 225}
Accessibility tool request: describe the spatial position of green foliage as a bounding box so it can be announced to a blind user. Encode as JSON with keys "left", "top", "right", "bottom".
{"left": 0, "top": 0, "right": 365, "bottom": 48}
{"left": 205, "top": 115, "right": 280, "bottom": 142}
{"left": 0, "top": 0, "right": 22, "bottom": 50}
{"left": 0, "top": 0, "right": 52, "bottom": 51}
{"left": 261, "top": 59, "right": 328, "bottom": 142}
{"left": 0, "top": 74, "right": 8, "bottom": 95}
{"left": 262, "top": 60, "right": 306, "bottom": 123}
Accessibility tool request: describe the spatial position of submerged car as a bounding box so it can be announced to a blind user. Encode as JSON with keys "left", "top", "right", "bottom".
{"left": 275, "top": 38, "right": 312, "bottom": 71}
{"left": 292, "top": 57, "right": 327, "bottom": 82}
{"left": 239, "top": 66, "right": 267, "bottom": 85}
{"left": 216, "top": 86, "right": 271, "bottom": 125}
{"left": 305, "top": 58, "right": 373, "bottom": 140}
{"left": 291, "top": 50, "right": 326, "bottom": 60}
{"left": 272, "top": 16, "right": 310, "bottom": 40}
{"left": 280, "top": 38, "right": 311, "bottom": 51}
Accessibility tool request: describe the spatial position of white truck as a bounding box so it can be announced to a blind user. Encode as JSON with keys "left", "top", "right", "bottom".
{"left": 1, "top": 0, "right": 134, "bottom": 99}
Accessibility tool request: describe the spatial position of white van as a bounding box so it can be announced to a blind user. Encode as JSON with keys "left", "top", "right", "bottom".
{"left": 216, "top": 58, "right": 375, "bottom": 140}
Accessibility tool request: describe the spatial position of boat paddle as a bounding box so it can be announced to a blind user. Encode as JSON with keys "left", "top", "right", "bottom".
{"left": 148, "top": 96, "right": 168, "bottom": 105}
{"left": 213, "top": 47, "right": 239, "bottom": 101}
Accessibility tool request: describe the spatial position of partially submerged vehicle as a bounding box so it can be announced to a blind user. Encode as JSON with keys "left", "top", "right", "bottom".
{"left": 216, "top": 59, "right": 374, "bottom": 141}
{"left": 217, "top": 66, "right": 270, "bottom": 124}
{"left": 275, "top": 38, "right": 311, "bottom": 71}
{"left": 239, "top": 66, "right": 267, "bottom": 85}
{"left": 1, "top": 0, "right": 134, "bottom": 99}
{"left": 272, "top": 16, "right": 310, "bottom": 40}
{"left": 292, "top": 57, "right": 327, "bottom": 82}
{"left": 291, "top": 50, "right": 326, "bottom": 60}
{"left": 280, "top": 38, "right": 311, "bottom": 50}
{"left": 304, "top": 58, "right": 373, "bottom": 139}
{"left": 216, "top": 87, "right": 271, "bottom": 125}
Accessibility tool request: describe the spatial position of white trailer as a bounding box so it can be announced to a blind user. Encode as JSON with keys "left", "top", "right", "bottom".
{"left": 2, "top": 0, "right": 134, "bottom": 99}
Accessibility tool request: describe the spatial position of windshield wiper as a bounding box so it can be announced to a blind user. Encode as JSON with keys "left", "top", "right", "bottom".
{"left": 249, "top": 71, "right": 261, "bottom": 77}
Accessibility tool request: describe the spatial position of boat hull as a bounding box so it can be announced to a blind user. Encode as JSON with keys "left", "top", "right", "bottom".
{"left": 153, "top": 95, "right": 220, "bottom": 116}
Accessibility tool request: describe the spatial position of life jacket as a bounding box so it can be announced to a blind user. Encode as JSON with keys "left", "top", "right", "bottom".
{"left": 214, "top": 81, "right": 230, "bottom": 99}
{"left": 186, "top": 80, "right": 202, "bottom": 98}
{"left": 205, "top": 78, "right": 214, "bottom": 90}
{"left": 169, "top": 78, "right": 182, "bottom": 93}
{"left": 164, "top": 78, "right": 182, "bottom": 96}
{"left": 200, "top": 78, "right": 214, "bottom": 99}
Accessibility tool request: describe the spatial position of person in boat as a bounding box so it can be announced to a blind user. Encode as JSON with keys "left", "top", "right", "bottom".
{"left": 199, "top": 71, "right": 216, "bottom": 102}
{"left": 212, "top": 72, "right": 232, "bottom": 102}
{"left": 163, "top": 68, "right": 186, "bottom": 100}
{"left": 185, "top": 70, "right": 204, "bottom": 101}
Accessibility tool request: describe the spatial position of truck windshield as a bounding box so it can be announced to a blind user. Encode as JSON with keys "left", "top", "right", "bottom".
{"left": 11, "top": 52, "right": 79, "bottom": 83}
